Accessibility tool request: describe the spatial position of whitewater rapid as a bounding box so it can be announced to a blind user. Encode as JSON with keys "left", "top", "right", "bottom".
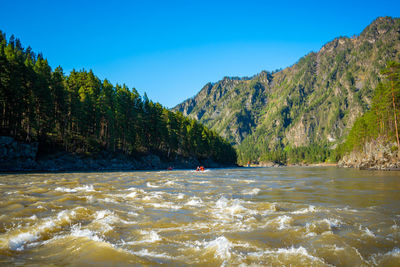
{"left": 0, "top": 167, "right": 399, "bottom": 266}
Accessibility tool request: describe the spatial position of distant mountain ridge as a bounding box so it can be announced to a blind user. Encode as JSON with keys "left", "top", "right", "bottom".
{"left": 173, "top": 16, "right": 400, "bottom": 163}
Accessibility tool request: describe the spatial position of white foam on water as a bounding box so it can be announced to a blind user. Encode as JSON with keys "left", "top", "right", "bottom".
{"left": 232, "top": 179, "right": 255, "bottom": 184}
{"left": 128, "top": 211, "right": 139, "bottom": 217}
{"left": 216, "top": 197, "right": 240, "bottom": 213}
{"left": 142, "top": 191, "right": 164, "bottom": 201}
{"left": 265, "top": 215, "right": 293, "bottom": 230}
{"left": 39, "top": 219, "right": 56, "bottom": 232}
{"left": 127, "top": 187, "right": 145, "bottom": 193}
{"left": 57, "top": 209, "right": 76, "bottom": 222}
{"left": 95, "top": 210, "right": 111, "bottom": 220}
{"left": 292, "top": 205, "right": 317, "bottom": 214}
{"left": 204, "top": 236, "right": 232, "bottom": 260}
{"left": 249, "top": 246, "right": 326, "bottom": 264}
{"left": 212, "top": 197, "right": 258, "bottom": 223}
{"left": 337, "top": 206, "right": 359, "bottom": 212}
{"left": 359, "top": 225, "right": 376, "bottom": 237}
{"left": 55, "top": 186, "right": 75, "bottom": 193}
{"left": 185, "top": 197, "right": 203, "bottom": 207}
{"left": 320, "top": 218, "right": 342, "bottom": 229}
{"left": 126, "top": 192, "right": 137, "bottom": 198}
{"left": 95, "top": 210, "right": 133, "bottom": 226}
{"left": 216, "top": 197, "right": 236, "bottom": 211}
{"left": 276, "top": 215, "right": 292, "bottom": 230}
{"left": 8, "top": 232, "right": 38, "bottom": 251}
{"left": 191, "top": 169, "right": 210, "bottom": 173}
{"left": 4, "top": 207, "right": 84, "bottom": 251}
{"left": 241, "top": 188, "right": 260, "bottom": 195}
{"left": 139, "top": 230, "right": 162, "bottom": 242}
{"left": 127, "top": 204, "right": 144, "bottom": 211}
{"left": 28, "top": 215, "right": 37, "bottom": 220}
{"left": 75, "top": 184, "right": 95, "bottom": 192}
{"left": 70, "top": 224, "right": 103, "bottom": 242}
{"left": 384, "top": 247, "right": 400, "bottom": 257}
{"left": 305, "top": 232, "right": 317, "bottom": 237}
{"left": 276, "top": 246, "right": 313, "bottom": 256}
{"left": 364, "top": 227, "right": 375, "bottom": 237}
{"left": 176, "top": 193, "right": 185, "bottom": 199}
{"left": 102, "top": 197, "right": 118, "bottom": 204}
{"left": 181, "top": 222, "right": 214, "bottom": 232}
{"left": 146, "top": 182, "right": 159, "bottom": 188}
{"left": 329, "top": 244, "right": 345, "bottom": 252}
{"left": 55, "top": 184, "right": 95, "bottom": 193}
{"left": 149, "top": 202, "right": 182, "bottom": 210}
{"left": 132, "top": 249, "right": 172, "bottom": 259}
{"left": 196, "top": 180, "right": 211, "bottom": 184}
{"left": 164, "top": 180, "right": 176, "bottom": 187}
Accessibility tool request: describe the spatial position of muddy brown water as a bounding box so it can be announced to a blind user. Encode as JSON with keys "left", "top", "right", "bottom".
{"left": 0, "top": 167, "right": 400, "bottom": 266}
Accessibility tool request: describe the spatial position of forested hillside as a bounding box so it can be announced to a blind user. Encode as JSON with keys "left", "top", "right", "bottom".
{"left": 0, "top": 31, "right": 236, "bottom": 166}
{"left": 174, "top": 17, "right": 400, "bottom": 165}
{"left": 341, "top": 61, "right": 400, "bottom": 152}
{"left": 337, "top": 61, "right": 400, "bottom": 170}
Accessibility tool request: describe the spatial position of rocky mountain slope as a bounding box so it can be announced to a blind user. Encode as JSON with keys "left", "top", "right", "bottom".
{"left": 173, "top": 17, "right": 400, "bottom": 163}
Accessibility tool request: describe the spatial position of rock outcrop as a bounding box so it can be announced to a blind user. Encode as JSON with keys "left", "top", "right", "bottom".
{"left": 0, "top": 136, "right": 38, "bottom": 170}
{"left": 338, "top": 138, "right": 400, "bottom": 170}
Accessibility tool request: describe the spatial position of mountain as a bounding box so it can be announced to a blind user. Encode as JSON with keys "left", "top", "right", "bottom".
{"left": 173, "top": 17, "right": 400, "bottom": 164}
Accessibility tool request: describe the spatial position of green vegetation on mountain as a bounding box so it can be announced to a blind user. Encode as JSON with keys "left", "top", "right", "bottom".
{"left": 340, "top": 61, "right": 400, "bottom": 153}
{"left": 174, "top": 17, "right": 400, "bottom": 165}
{"left": 0, "top": 31, "right": 236, "bottom": 165}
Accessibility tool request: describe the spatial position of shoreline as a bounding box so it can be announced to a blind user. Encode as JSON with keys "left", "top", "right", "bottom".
{"left": 0, "top": 136, "right": 236, "bottom": 173}
{"left": 0, "top": 158, "right": 237, "bottom": 173}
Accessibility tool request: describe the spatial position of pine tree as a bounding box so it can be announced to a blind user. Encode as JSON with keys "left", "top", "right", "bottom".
{"left": 381, "top": 61, "right": 400, "bottom": 147}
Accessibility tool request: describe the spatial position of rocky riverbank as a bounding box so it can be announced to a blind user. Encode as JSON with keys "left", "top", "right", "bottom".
{"left": 338, "top": 138, "right": 400, "bottom": 170}
{"left": 0, "top": 136, "right": 233, "bottom": 172}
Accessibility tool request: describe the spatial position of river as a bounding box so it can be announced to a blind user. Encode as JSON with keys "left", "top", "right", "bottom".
{"left": 0, "top": 167, "right": 399, "bottom": 266}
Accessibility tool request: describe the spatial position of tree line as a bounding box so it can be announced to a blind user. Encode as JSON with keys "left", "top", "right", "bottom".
{"left": 0, "top": 31, "right": 236, "bottom": 164}
{"left": 237, "top": 141, "right": 337, "bottom": 165}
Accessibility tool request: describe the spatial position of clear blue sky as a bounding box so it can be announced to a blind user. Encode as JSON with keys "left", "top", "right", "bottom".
{"left": 1, "top": 0, "right": 400, "bottom": 108}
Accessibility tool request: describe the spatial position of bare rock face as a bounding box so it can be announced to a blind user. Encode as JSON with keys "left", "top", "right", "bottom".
{"left": 286, "top": 116, "right": 312, "bottom": 147}
{"left": 338, "top": 138, "right": 400, "bottom": 170}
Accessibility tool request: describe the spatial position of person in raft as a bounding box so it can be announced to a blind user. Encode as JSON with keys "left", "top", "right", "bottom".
{"left": 196, "top": 166, "right": 205, "bottom": 171}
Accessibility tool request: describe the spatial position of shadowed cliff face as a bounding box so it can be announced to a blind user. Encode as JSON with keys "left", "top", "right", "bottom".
{"left": 173, "top": 17, "right": 400, "bottom": 151}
